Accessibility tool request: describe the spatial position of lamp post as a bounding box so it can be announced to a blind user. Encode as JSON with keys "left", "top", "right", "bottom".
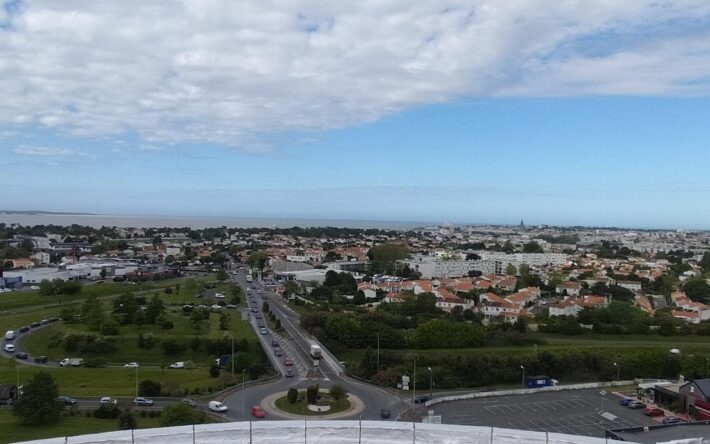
{"left": 231, "top": 335, "right": 235, "bottom": 375}
{"left": 376, "top": 332, "right": 380, "bottom": 373}
{"left": 706, "top": 358, "right": 709, "bottom": 379}
{"left": 520, "top": 365, "right": 525, "bottom": 387}
{"left": 242, "top": 369, "right": 246, "bottom": 421}
{"left": 412, "top": 355, "right": 417, "bottom": 404}
{"left": 613, "top": 362, "right": 619, "bottom": 381}
{"left": 427, "top": 367, "right": 433, "bottom": 401}
{"left": 135, "top": 366, "right": 139, "bottom": 397}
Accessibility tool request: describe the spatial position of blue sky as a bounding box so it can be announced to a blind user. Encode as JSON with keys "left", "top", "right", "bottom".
{"left": 2, "top": 1, "right": 710, "bottom": 228}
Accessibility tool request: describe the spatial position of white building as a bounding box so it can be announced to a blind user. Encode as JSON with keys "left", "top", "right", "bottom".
{"left": 398, "top": 255, "right": 481, "bottom": 279}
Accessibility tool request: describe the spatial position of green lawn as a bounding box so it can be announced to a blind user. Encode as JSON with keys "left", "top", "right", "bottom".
{"left": 274, "top": 391, "right": 350, "bottom": 416}
{"left": 0, "top": 410, "right": 162, "bottom": 443}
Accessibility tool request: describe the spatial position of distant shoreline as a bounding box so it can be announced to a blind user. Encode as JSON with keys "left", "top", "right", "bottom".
{"left": 0, "top": 210, "right": 97, "bottom": 216}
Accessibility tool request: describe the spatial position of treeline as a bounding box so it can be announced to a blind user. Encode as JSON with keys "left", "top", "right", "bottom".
{"left": 353, "top": 348, "right": 687, "bottom": 390}
{"left": 38, "top": 279, "right": 82, "bottom": 296}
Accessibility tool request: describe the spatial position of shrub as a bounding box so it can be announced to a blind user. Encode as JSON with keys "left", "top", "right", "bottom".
{"left": 118, "top": 409, "right": 137, "bottom": 430}
{"left": 287, "top": 388, "right": 298, "bottom": 404}
{"left": 139, "top": 380, "right": 162, "bottom": 397}
{"left": 329, "top": 384, "right": 347, "bottom": 401}
{"left": 209, "top": 364, "right": 220, "bottom": 378}
{"left": 161, "top": 319, "right": 174, "bottom": 330}
{"left": 84, "top": 358, "right": 107, "bottom": 368}
{"left": 94, "top": 404, "right": 121, "bottom": 419}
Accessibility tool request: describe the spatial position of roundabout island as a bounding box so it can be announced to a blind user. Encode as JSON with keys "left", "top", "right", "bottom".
{"left": 263, "top": 388, "right": 365, "bottom": 419}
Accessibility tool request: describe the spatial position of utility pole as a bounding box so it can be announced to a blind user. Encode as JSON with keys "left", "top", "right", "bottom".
{"left": 135, "top": 367, "right": 138, "bottom": 397}
{"left": 520, "top": 365, "right": 525, "bottom": 387}
{"left": 706, "top": 357, "right": 709, "bottom": 379}
{"left": 613, "top": 362, "right": 619, "bottom": 381}
{"left": 231, "top": 336, "right": 235, "bottom": 375}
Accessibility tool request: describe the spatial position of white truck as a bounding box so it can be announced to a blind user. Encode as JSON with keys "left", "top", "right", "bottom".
{"left": 5, "top": 330, "right": 15, "bottom": 341}
{"left": 59, "top": 358, "right": 84, "bottom": 367}
{"left": 310, "top": 344, "right": 322, "bottom": 360}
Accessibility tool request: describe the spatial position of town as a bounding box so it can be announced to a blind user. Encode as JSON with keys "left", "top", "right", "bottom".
{"left": 2, "top": 221, "right": 710, "bottom": 442}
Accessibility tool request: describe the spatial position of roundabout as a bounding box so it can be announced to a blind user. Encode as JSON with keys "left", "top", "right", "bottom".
{"left": 262, "top": 389, "right": 365, "bottom": 419}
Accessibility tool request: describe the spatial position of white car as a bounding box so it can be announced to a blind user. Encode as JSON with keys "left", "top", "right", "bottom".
{"left": 210, "top": 304, "right": 222, "bottom": 310}
{"left": 30, "top": 286, "right": 40, "bottom": 290}
{"left": 4, "top": 343, "right": 15, "bottom": 353}
{"left": 124, "top": 362, "right": 140, "bottom": 368}
{"left": 169, "top": 361, "right": 185, "bottom": 369}
{"left": 100, "top": 397, "right": 117, "bottom": 405}
{"left": 208, "top": 400, "right": 228, "bottom": 412}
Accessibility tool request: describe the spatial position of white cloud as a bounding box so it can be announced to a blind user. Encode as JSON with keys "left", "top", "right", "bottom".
{"left": 12, "top": 146, "right": 74, "bottom": 156}
{"left": 0, "top": 0, "right": 709, "bottom": 151}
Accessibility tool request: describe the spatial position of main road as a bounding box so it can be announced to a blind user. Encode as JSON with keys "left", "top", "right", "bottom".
{"left": 220, "top": 269, "right": 407, "bottom": 421}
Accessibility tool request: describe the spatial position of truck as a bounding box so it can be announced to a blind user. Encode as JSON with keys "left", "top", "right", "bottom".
{"left": 59, "top": 358, "right": 84, "bottom": 367}
{"left": 310, "top": 344, "right": 322, "bottom": 360}
{"left": 526, "top": 375, "right": 558, "bottom": 388}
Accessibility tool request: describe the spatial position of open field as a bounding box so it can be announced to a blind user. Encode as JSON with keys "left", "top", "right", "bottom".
{"left": 0, "top": 409, "right": 162, "bottom": 443}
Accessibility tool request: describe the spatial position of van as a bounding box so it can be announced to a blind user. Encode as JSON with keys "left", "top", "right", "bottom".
{"left": 4, "top": 331, "right": 15, "bottom": 341}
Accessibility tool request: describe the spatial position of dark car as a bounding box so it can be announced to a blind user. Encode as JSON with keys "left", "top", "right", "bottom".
{"left": 271, "top": 340, "right": 279, "bottom": 347}
{"left": 34, "top": 355, "right": 48, "bottom": 363}
{"left": 182, "top": 398, "right": 197, "bottom": 408}
{"left": 15, "top": 352, "right": 28, "bottom": 360}
{"left": 381, "top": 409, "right": 391, "bottom": 419}
{"left": 285, "top": 368, "right": 295, "bottom": 378}
{"left": 255, "top": 313, "right": 262, "bottom": 319}
{"left": 619, "top": 397, "right": 633, "bottom": 406}
{"left": 19, "top": 326, "right": 30, "bottom": 333}
{"left": 662, "top": 416, "right": 685, "bottom": 424}
{"left": 414, "top": 395, "right": 431, "bottom": 404}
{"left": 274, "top": 349, "right": 283, "bottom": 357}
{"left": 56, "top": 396, "right": 77, "bottom": 406}
{"left": 30, "top": 322, "right": 41, "bottom": 328}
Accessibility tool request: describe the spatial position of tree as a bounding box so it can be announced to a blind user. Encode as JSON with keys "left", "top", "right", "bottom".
{"left": 12, "top": 372, "right": 62, "bottom": 425}
{"left": 139, "top": 380, "right": 162, "bottom": 397}
{"left": 287, "top": 387, "right": 298, "bottom": 404}
{"left": 161, "top": 404, "right": 198, "bottom": 426}
{"left": 324, "top": 270, "right": 340, "bottom": 287}
{"left": 306, "top": 384, "right": 319, "bottom": 405}
{"left": 522, "top": 241, "right": 544, "bottom": 253}
{"left": 329, "top": 384, "right": 347, "bottom": 401}
{"left": 118, "top": 409, "right": 137, "bottom": 430}
{"left": 506, "top": 263, "right": 517, "bottom": 276}
{"left": 684, "top": 278, "right": 710, "bottom": 303}
{"left": 216, "top": 268, "right": 228, "bottom": 282}
{"left": 145, "top": 294, "right": 165, "bottom": 324}
{"left": 209, "top": 363, "right": 221, "bottom": 378}
{"left": 82, "top": 293, "right": 106, "bottom": 332}
{"left": 247, "top": 250, "right": 268, "bottom": 271}
{"left": 283, "top": 281, "right": 300, "bottom": 297}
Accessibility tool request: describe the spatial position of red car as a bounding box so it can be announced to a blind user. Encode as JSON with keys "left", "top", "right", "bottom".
{"left": 284, "top": 357, "right": 293, "bottom": 366}
{"left": 644, "top": 406, "right": 665, "bottom": 416}
{"left": 251, "top": 406, "right": 266, "bottom": 418}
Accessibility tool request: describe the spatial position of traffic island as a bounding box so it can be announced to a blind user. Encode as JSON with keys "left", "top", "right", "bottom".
{"left": 263, "top": 388, "right": 365, "bottom": 419}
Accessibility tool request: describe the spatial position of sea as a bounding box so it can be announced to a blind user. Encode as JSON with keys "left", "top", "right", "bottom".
{"left": 0, "top": 213, "right": 432, "bottom": 230}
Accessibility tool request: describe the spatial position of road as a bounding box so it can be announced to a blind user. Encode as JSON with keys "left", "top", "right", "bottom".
{"left": 220, "top": 269, "right": 405, "bottom": 421}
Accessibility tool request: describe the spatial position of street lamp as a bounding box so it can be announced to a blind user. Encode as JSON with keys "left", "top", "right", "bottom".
{"left": 613, "top": 362, "right": 619, "bottom": 381}
{"left": 427, "top": 367, "right": 433, "bottom": 401}
{"left": 135, "top": 366, "right": 139, "bottom": 397}
{"left": 520, "top": 365, "right": 525, "bottom": 387}
{"left": 412, "top": 355, "right": 417, "bottom": 405}
{"left": 706, "top": 357, "right": 709, "bottom": 379}
{"left": 241, "top": 369, "right": 246, "bottom": 421}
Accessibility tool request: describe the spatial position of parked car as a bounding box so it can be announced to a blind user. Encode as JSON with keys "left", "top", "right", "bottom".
{"left": 255, "top": 313, "right": 262, "bottom": 319}
{"left": 100, "top": 397, "right": 117, "bottom": 405}
{"left": 627, "top": 400, "right": 645, "bottom": 409}
{"left": 169, "top": 362, "right": 185, "bottom": 369}
{"left": 644, "top": 406, "right": 665, "bottom": 416}
{"left": 124, "top": 362, "right": 140, "bottom": 368}
{"left": 34, "top": 355, "right": 48, "bottom": 363}
{"left": 209, "top": 400, "right": 228, "bottom": 412}
{"left": 182, "top": 398, "right": 197, "bottom": 408}
{"left": 225, "top": 304, "right": 237, "bottom": 309}
{"left": 251, "top": 406, "right": 266, "bottom": 418}
{"left": 15, "top": 352, "right": 28, "bottom": 360}
{"left": 271, "top": 340, "right": 279, "bottom": 347}
{"left": 662, "top": 416, "right": 685, "bottom": 424}
{"left": 381, "top": 409, "right": 391, "bottom": 419}
{"left": 619, "top": 397, "right": 634, "bottom": 406}
{"left": 286, "top": 368, "right": 295, "bottom": 378}
{"left": 133, "top": 397, "right": 154, "bottom": 406}
{"left": 56, "top": 396, "right": 77, "bottom": 406}
{"left": 284, "top": 358, "right": 293, "bottom": 366}
{"left": 260, "top": 328, "right": 268, "bottom": 335}
{"left": 274, "top": 349, "right": 283, "bottom": 357}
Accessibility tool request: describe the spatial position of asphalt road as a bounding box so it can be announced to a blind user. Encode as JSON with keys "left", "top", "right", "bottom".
{"left": 220, "top": 271, "right": 404, "bottom": 421}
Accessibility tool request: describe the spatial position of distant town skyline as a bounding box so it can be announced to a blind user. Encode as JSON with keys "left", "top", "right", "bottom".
{"left": 2, "top": 2, "right": 710, "bottom": 227}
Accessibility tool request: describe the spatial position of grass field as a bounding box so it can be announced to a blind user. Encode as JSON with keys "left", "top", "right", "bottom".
{"left": 0, "top": 409, "right": 162, "bottom": 443}
{"left": 0, "top": 360, "right": 242, "bottom": 397}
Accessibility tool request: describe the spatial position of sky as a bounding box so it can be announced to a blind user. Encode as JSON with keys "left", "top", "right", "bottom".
{"left": 1, "top": 0, "right": 710, "bottom": 228}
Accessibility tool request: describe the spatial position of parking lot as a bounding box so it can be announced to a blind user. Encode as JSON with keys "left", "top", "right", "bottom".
{"left": 433, "top": 388, "right": 658, "bottom": 438}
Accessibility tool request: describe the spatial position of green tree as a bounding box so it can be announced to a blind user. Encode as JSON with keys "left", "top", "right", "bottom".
{"left": 82, "top": 293, "right": 105, "bottom": 331}
{"left": 145, "top": 294, "right": 165, "bottom": 324}
{"left": 247, "top": 250, "right": 268, "bottom": 271}
{"left": 216, "top": 268, "right": 228, "bottom": 282}
{"left": 522, "top": 241, "right": 544, "bottom": 253}
{"left": 117, "top": 409, "right": 137, "bottom": 430}
{"left": 684, "top": 278, "right": 710, "bottom": 303}
{"left": 12, "top": 372, "right": 62, "bottom": 425}
{"left": 506, "top": 263, "right": 517, "bottom": 276}
{"left": 283, "top": 281, "right": 300, "bottom": 297}
{"left": 139, "top": 380, "right": 162, "bottom": 397}
{"left": 161, "top": 404, "right": 197, "bottom": 426}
